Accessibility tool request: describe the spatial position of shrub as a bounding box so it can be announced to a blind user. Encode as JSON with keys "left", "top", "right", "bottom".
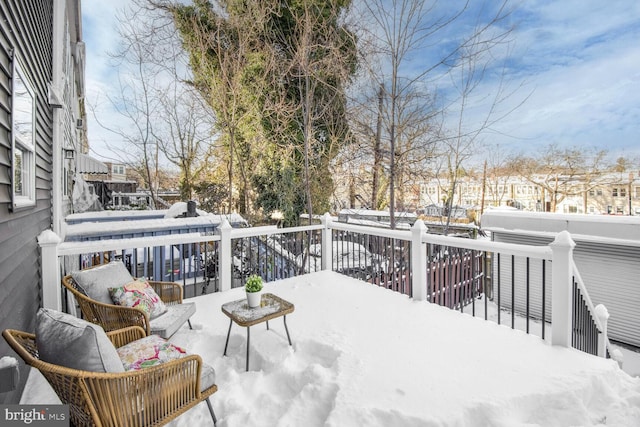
{"left": 245, "top": 275, "right": 263, "bottom": 293}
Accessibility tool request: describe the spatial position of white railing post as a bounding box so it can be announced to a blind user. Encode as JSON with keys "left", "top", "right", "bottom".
{"left": 411, "top": 220, "right": 427, "bottom": 301}
{"left": 321, "top": 213, "right": 333, "bottom": 271}
{"left": 38, "top": 229, "right": 62, "bottom": 310}
{"left": 218, "top": 219, "right": 232, "bottom": 292}
{"left": 595, "top": 304, "right": 609, "bottom": 358}
{"left": 549, "top": 230, "right": 575, "bottom": 347}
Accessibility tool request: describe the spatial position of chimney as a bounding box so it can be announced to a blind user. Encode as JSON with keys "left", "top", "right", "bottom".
{"left": 186, "top": 200, "right": 198, "bottom": 217}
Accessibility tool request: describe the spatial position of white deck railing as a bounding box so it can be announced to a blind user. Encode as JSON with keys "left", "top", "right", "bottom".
{"left": 38, "top": 212, "right": 608, "bottom": 356}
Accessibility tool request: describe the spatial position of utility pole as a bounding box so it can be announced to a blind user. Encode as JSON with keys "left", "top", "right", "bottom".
{"left": 372, "top": 84, "right": 383, "bottom": 210}
{"left": 480, "top": 160, "right": 487, "bottom": 215}
{"left": 629, "top": 172, "right": 633, "bottom": 215}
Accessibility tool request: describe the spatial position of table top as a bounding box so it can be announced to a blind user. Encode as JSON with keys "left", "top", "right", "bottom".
{"left": 221, "top": 293, "right": 294, "bottom": 327}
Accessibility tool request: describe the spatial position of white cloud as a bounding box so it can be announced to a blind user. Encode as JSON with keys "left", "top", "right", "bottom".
{"left": 455, "top": 0, "right": 640, "bottom": 158}
{"left": 81, "top": 0, "right": 640, "bottom": 162}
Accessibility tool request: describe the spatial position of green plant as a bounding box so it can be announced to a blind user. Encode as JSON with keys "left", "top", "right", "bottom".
{"left": 245, "top": 275, "right": 263, "bottom": 293}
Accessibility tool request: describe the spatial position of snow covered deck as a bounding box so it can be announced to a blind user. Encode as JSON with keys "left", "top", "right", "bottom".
{"left": 22, "top": 271, "right": 640, "bottom": 426}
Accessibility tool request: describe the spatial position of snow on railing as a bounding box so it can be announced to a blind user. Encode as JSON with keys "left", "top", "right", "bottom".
{"left": 38, "top": 215, "right": 610, "bottom": 357}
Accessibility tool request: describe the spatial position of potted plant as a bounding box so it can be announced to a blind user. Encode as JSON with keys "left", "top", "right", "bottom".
{"left": 245, "top": 274, "right": 264, "bottom": 308}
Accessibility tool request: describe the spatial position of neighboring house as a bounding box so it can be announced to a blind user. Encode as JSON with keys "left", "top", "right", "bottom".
{"left": 0, "top": 0, "right": 86, "bottom": 403}
{"left": 482, "top": 210, "right": 640, "bottom": 348}
{"left": 107, "top": 162, "right": 127, "bottom": 181}
{"left": 420, "top": 172, "right": 640, "bottom": 215}
{"left": 85, "top": 162, "right": 184, "bottom": 210}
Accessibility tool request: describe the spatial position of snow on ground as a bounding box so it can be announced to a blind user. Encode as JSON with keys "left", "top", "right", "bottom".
{"left": 21, "top": 271, "right": 640, "bottom": 426}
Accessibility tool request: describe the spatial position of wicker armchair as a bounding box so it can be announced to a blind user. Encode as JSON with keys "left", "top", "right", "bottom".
{"left": 3, "top": 326, "right": 217, "bottom": 427}
{"left": 62, "top": 263, "right": 195, "bottom": 338}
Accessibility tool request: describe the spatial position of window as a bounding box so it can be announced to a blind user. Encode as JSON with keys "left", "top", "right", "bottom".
{"left": 11, "top": 59, "right": 36, "bottom": 209}
{"left": 612, "top": 187, "right": 627, "bottom": 197}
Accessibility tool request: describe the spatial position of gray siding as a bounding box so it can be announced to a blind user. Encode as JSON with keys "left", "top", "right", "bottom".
{"left": 573, "top": 242, "right": 640, "bottom": 349}
{"left": 492, "top": 231, "right": 640, "bottom": 348}
{"left": 0, "top": 0, "right": 53, "bottom": 404}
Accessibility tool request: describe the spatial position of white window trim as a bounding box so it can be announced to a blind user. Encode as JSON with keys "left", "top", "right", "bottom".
{"left": 11, "top": 57, "right": 36, "bottom": 210}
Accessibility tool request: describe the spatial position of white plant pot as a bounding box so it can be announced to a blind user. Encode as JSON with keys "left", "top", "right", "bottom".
{"left": 246, "top": 290, "right": 262, "bottom": 308}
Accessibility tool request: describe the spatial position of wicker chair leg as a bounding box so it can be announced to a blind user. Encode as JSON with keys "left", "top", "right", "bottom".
{"left": 188, "top": 319, "right": 193, "bottom": 329}
{"left": 206, "top": 398, "right": 217, "bottom": 425}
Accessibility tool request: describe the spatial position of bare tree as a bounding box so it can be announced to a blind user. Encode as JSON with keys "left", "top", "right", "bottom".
{"left": 514, "top": 144, "right": 609, "bottom": 212}
{"left": 482, "top": 144, "right": 519, "bottom": 210}
{"left": 339, "top": 81, "right": 385, "bottom": 210}
{"left": 344, "top": 78, "right": 439, "bottom": 213}
{"left": 354, "top": 0, "right": 516, "bottom": 228}
{"left": 435, "top": 22, "right": 528, "bottom": 234}
{"left": 154, "top": 85, "right": 214, "bottom": 200}
{"left": 90, "top": 2, "right": 214, "bottom": 207}
{"left": 88, "top": 5, "right": 166, "bottom": 207}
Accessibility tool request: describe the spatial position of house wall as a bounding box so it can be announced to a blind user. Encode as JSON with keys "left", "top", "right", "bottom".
{"left": 482, "top": 210, "right": 640, "bottom": 348}
{"left": 50, "top": 0, "right": 84, "bottom": 231}
{"left": 0, "top": 0, "right": 55, "bottom": 404}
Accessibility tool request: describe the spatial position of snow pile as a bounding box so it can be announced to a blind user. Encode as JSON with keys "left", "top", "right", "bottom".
{"left": 0, "top": 356, "right": 18, "bottom": 369}
{"left": 164, "top": 202, "right": 209, "bottom": 218}
{"left": 21, "top": 271, "right": 640, "bottom": 426}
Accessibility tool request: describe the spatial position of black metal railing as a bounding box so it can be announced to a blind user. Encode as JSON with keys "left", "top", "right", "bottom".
{"left": 57, "top": 218, "right": 610, "bottom": 360}
{"left": 74, "top": 237, "right": 222, "bottom": 299}
{"left": 571, "top": 278, "right": 600, "bottom": 356}
{"left": 231, "top": 228, "right": 323, "bottom": 287}
{"left": 331, "top": 229, "right": 412, "bottom": 295}
{"left": 490, "top": 253, "right": 550, "bottom": 339}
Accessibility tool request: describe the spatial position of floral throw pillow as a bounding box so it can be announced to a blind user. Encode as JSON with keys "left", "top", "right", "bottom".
{"left": 116, "top": 335, "right": 187, "bottom": 371}
{"left": 109, "top": 278, "right": 168, "bottom": 319}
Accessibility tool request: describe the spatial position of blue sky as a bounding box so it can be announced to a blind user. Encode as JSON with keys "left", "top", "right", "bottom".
{"left": 82, "top": 0, "right": 640, "bottom": 163}
{"left": 488, "top": 0, "right": 640, "bottom": 158}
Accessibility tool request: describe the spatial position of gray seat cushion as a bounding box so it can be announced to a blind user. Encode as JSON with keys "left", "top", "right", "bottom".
{"left": 200, "top": 362, "right": 217, "bottom": 392}
{"left": 36, "top": 308, "right": 124, "bottom": 373}
{"left": 71, "top": 261, "right": 135, "bottom": 304}
{"left": 149, "top": 303, "right": 196, "bottom": 339}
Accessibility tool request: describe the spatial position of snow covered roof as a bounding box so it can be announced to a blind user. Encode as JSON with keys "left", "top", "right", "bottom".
{"left": 76, "top": 153, "right": 108, "bottom": 174}
{"left": 338, "top": 208, "right": 417, "bottom": 219}
{"left": 66, "top": 209, "right": 167, "bottom": 222}
{"left": 481, "top": 210, "right": 640, "bottom": 245}
{"left": 64, "top": 212, "right": 248, "bottom": 241}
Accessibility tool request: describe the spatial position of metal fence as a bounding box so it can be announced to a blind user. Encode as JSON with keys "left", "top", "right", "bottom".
{"left": 572, "top": 280, "right": 600, "bottom": 356}
{"left": 43, "top": 215, "right": 610, "bottom": 358}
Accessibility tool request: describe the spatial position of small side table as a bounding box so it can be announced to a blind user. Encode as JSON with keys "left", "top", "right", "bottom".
{"left": 221, "top": 293, "right": 294, "bottom": 371}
